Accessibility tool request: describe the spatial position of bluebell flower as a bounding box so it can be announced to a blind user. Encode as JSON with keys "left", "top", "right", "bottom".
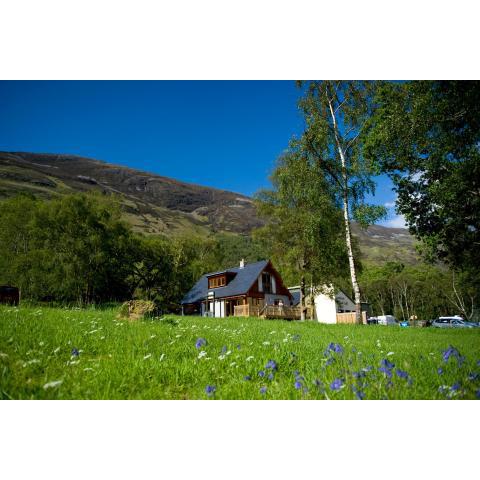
{"left": 221, "top": 345, "right": 227, "bottom": 353}
{"left": 467, "top": 372, "right": 479, "bottom": 381}
{"left": 236, "top": 344, "right": 241, "bottom": 350}
{"left": 380, "top": 358, "right": 395, "bottom": 370}
{"left": 437, "top": 368, "right": 444, "bottom": 375}
{"left": 451, "top": 382, "right": 461, "bottom": 392}
{"left": 293, "top": 370, "right": 300, "bottom": 377}
{"left": 258, "top": 370, "right": 265, "bottom": 378}
{"left": 396, "top": 369, "right": 408, "bottom": 379}
{"left": 476, "top": 389, "right": 480, "bottom": 399}
{"left": 195, "top": 338, "right": 207, "bottom": 349}
{"left": 205, "top": 385, "right": 216, "bottom": 395}
{"left": 477, "top": 360, "right": 480, "bottom": 367}
{"left": 352, "top": 387, "right": 365, "bottom": 400}
{"left": 268, "top": 373, "right": 274, "bottom": 381}
{"left": 71, "top": 348, "right": 79, "bottom": 357}
{"left": 379, "top": 367, "right": 393, "bottom": 378}
{"left": 333, "top": 344, "right": 344, "bottom": 354}
{"left": 260, "top": 386, "right": 267, "bottom": 395}
{"left": 243, "top": 375, "right": 251, "bottom": 381}
{"left": 325, "top": 357, "right": 334, "bottom": 366}
{"left": 294, "top": 381, "right": 302, "bottom": 390}
{"left": 330, "top": 378, "right": 344, "bottom": 391}
{"left": 265, "top": 360, "right": 278, "bottom": 371}
{"left": 352, "top": 371, "right": 366, "bottom": 379}
{"left": 442, "top": 345, "right": 460, "bottom": 363}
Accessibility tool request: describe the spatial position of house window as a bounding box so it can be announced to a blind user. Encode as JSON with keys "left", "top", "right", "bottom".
{"left": 262, "top": 272, "right": 272, "bottom": 293}
{"left": 208, "top": 276, "right": 226, "bottom": 289}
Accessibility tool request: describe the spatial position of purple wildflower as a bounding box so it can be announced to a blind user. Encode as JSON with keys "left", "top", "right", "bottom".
{"left": 71, "top": 348, "right": 79, "bottom": 357}
{"left": 352, "top": 371, "right": 366, "bottom": 379}
{"left": 294, "top": 381, "right": 302, "bottom": 390}
{"left": 260, "top": 386, "right": 267, "bottom": 395}
{"left": 325, "top": 357, "right": 334, "bottom": 366}
{"left": 236, "top": 344, "right": 241, "bottom": 350}
{"left": 258, "top": 370, "right": 265, "bottom": 378}
{"left": 451, "top": 382, "right": 461, "bottom": 392}
{"left": 379, "top": 367, "right": 393, "bottom": 378}
{"left": 352, "top": 387, "right": 365, "bottom": 400}
{"left": 437, "top": 368, "right": 444, "bottom": 375}
{"left": 333, "top": 344, "right": 344, "bottom": 354}
{"left": 467, "top": 372, "right": 479, "bottom": 381}
{"left": 380, "top": 358, "right": 395, "bottom": 370}
{"left": 221, "top": 345, "right": 227, "bottom": 353}
{"left": 265, "top": 360, "right": 278, "bottom": 371}
{"left": 330, "top": 378, "right": 344, "bottom": 391}
{"left": 476, "top": 389, "right": 480, "bottom": 399}
{"left": 205, "top": 385, "right": 216, "bottom": 396}
{"left": 442, "top": 345, "right": 460, "bottom": 363}
{"left": 396, "top": 369, "right": 409, "bottom": 379}
{"left": 243, "top": 375, "right": 251, "bottom": 381}
{"left": 195, "top": 338, "right": 207, "bottom": 349}
{"left": 268, "top": 373, "right": 274, "bottom": 380}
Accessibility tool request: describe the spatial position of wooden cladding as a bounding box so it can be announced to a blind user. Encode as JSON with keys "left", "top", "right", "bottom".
{"left": 208, "top": 275, "right": 226, "bottom": 289}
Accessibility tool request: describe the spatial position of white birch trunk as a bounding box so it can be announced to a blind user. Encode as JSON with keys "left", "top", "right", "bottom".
{"left": 327, "top": 92, "right": 363, "bottom": 324}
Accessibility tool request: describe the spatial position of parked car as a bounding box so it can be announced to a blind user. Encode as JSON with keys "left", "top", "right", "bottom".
{"left": 432, "top": 316, "right": 478, "bottom": 328}
{"left": 367, "top": 317, "right": 378, "bottom": 325}
{"left": 377, "top": 315, "right": 398, "bottom": 326}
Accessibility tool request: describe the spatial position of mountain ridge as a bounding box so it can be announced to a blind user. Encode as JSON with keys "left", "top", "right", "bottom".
{"left": 0, "top": 151, "right": 418, "bottom": 264}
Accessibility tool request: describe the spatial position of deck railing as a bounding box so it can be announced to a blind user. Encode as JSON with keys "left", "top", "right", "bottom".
{"left": 234, "top": 304, "right": 303, "bottom": 320}
{"left": 263, "top": 305, "right": 301, "bottom": 319}
{"left": 234, "top": 304, "right": 260, "bottom": 317}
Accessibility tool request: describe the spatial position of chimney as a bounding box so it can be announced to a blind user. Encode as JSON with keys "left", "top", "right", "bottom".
{"left": 239, "top": 259, "right": 245, "bottom": 269}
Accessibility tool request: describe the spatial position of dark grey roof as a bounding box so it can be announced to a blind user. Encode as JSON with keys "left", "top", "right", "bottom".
{"left": 290, "top": 290, "right": 301, "bottom": 306}
{"left": 181, "top": 260, "right": 269, "bottom": 304}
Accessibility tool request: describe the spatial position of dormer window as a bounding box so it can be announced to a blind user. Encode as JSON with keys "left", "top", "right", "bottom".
{"left": 208, "top": 275, "right": 226, "bottom": 289}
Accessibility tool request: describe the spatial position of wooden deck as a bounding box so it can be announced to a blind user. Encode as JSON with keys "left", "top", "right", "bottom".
{"left": 234, "top": 304, "right": 301, "bottom": 320}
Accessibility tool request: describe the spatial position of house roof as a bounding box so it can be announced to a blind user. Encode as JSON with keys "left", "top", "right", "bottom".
{"left": 181, "top": 260, "right": 269, "bottom": 304}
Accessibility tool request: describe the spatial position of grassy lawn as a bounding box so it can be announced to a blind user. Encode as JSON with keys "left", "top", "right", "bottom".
{"left": 1, "top": 305, "right": 479, "bottom": 400}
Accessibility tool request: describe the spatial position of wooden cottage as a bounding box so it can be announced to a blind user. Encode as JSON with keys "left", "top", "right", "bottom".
{"left": 181, "top": 259, "right": 296, "bottom": 318}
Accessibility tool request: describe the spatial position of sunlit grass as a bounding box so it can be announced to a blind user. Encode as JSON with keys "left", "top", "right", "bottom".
{"left": 1, "top": 305, "right": 479, "bottom": 399}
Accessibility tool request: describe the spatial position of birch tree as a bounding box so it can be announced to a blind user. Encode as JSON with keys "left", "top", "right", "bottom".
{"left": 254, "top": 149, "right": 348, "bottom": 320}
{"left": 297, "top": 81, "right": 386, "bottom": 323}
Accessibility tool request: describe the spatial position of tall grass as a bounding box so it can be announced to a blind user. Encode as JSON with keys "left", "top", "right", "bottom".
{"left": 1, "top": 305, "right": 479, "bottom": 399}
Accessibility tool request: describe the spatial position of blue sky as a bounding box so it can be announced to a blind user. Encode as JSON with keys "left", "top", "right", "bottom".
{"left": 0, "top": 80, "right": 404, "bottom": 227}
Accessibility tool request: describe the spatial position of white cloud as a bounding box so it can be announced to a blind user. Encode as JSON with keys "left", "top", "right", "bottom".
{"left": 384, "top": 201, "right": 396, "bottom": 209}
{"left": 382, "top": 214, "right": 407, "bottom": 229}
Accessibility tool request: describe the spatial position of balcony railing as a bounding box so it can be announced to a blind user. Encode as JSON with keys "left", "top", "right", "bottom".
{"left": 233, "top": 304, "right": 301, "bottom": 319}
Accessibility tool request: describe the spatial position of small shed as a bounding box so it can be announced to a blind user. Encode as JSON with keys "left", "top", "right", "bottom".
{"left": 0, "top": 286, "right": 20, "bottom": 306}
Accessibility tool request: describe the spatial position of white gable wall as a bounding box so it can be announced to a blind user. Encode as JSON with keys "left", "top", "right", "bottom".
{"left": 313, "top": 292, "right": 337, "bottom": 324}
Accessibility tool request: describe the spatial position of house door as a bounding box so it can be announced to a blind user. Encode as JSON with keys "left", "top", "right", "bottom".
{"left": 225, "top": 299, "right": 240, "bottom": 316}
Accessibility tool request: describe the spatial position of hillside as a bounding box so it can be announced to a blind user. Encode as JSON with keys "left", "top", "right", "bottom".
{"left": 0, "top": 151, "right": 418, "bottom": 264}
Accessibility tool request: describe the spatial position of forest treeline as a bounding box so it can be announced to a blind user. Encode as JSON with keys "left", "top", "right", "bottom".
{"left": 0, "top": 192, "right": 476, "bottom": 320}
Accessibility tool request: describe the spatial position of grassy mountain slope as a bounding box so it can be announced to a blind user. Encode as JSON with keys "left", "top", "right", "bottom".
{"left": 0, "top": 151, "right": 419, "bottom": 264}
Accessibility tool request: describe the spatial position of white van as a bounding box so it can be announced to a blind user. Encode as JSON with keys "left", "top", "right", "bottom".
{"left": 377, "top": 315, "right": 397, "bottom": 326}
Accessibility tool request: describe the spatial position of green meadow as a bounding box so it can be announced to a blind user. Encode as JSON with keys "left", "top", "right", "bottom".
{"left": 1, "top": 305, "right": 479, "bottom": 400}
